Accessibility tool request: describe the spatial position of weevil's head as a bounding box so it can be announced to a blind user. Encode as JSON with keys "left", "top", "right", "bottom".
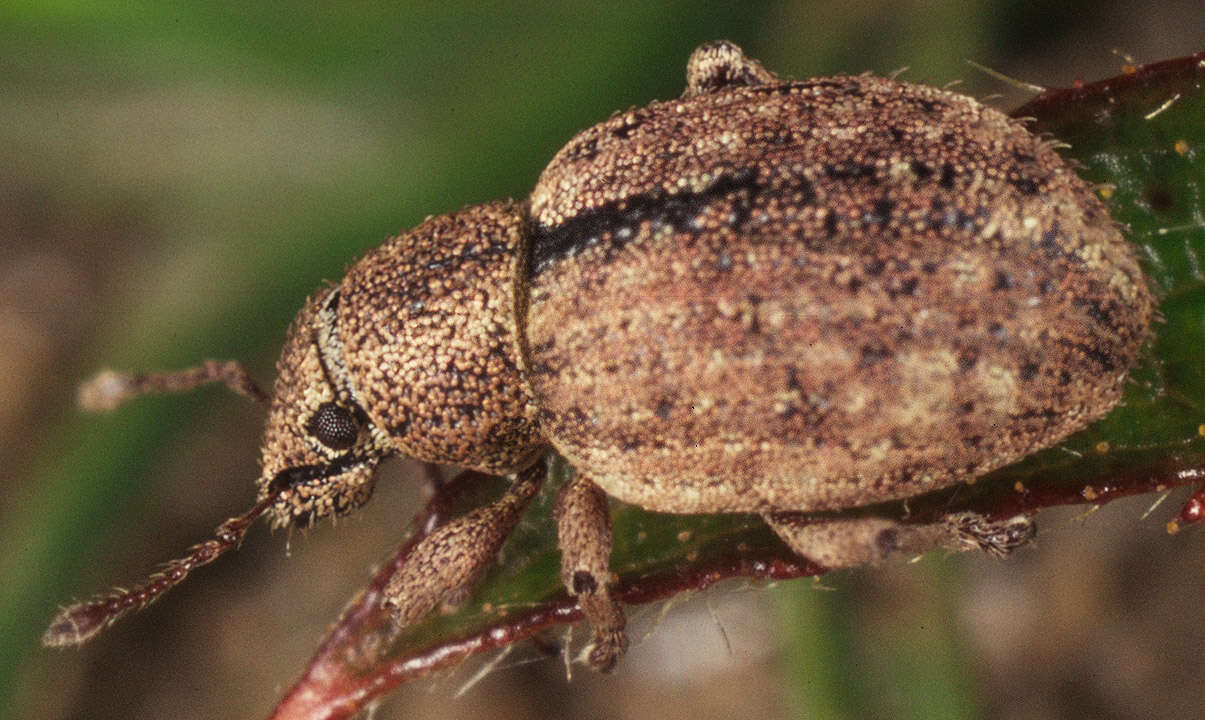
{"left": 258, "top": 286, "right": 394, "bottom": 528}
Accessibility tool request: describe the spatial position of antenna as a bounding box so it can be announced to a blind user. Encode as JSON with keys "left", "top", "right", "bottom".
{"left": 78, "top": 360, "right": 269, "bottom": 411}
{"left": 43, "top": 484, "right": 283, "bottom": 647}
{"left": 44, "top": 359, "right": 276, "bottom": 646}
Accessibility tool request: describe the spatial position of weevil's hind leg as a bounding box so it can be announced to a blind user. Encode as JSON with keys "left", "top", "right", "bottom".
{"left": 763, "top": 510, "right": 1036, "bottom": 570}
{"left": 383, "top": 460, "right": 545, "bottom": 626}
{"left": 684, "top": 40, "right": 778, "bottom": 97}
{"left": 78, "top": 359, "right": 269, "bottom": 411}
{"left": 555, "top": 472, "right": 627, "bottom": 672}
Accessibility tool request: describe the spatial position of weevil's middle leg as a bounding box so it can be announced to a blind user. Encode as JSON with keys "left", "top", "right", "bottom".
{"left": 383, "top": 459, "right": 545, "bottom": 626}
{"left": 555, "top": 471, "right": 627, "bottom": 672}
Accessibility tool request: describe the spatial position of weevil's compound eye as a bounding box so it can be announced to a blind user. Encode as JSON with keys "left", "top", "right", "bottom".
{"left": 308, "top": 402, "right": 359, "bottom": 451}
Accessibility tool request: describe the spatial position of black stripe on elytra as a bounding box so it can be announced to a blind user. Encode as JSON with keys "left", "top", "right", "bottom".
{"left": 528, "top": 168, "right": 768, "bottom": 275}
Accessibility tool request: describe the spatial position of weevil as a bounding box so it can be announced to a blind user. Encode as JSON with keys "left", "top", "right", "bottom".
{"left": 45, "top": 41, "right": 1154, "bottom": 671}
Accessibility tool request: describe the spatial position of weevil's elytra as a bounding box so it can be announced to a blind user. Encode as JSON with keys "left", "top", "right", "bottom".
{"left": 47, "top": 41, "right": 1152, "bottom": 672}
{"left": 521, "top": 53, "right": 1151, "bottom": 516}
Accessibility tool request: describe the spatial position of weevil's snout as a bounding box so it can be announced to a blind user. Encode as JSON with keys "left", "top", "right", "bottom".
{"left": 258, "top": 288, "right": 393, "bottom": 527}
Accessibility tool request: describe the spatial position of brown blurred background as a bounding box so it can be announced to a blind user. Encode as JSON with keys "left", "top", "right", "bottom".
{"left": 2, "top": 2, "right": 1204, "bottom": 719}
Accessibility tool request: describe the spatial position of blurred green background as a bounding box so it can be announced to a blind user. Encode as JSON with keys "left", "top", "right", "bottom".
{"left": 2, "top": 2, "right": 1203, "bottom": 719}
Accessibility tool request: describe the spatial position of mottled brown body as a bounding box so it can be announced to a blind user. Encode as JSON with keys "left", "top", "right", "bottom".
{"left": 48, "top": 42, "right": 1152, "bottom": 672}
{"left": 524, "top": 69, "right": 1151, "bottom": 514}
{"left": 337, "top": 203, "right": 542, "bottom": 475}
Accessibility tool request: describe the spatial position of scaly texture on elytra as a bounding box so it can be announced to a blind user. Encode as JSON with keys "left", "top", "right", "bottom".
{"left": 523, "top": 51, "right": 1151, "bottom": 515}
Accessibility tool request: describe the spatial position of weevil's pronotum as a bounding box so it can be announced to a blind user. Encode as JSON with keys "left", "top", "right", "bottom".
{"left": 45, "top": 41, "right": 1154, "bottom": 671}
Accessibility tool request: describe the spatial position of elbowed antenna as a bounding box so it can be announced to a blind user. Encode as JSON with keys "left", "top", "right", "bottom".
{"left": 42, "top": 483, "right": 284, "bottom": 647}
{"left": 44, "top": 359, "right": 275, "bottom": 646}
{"left": 77, "top": 359, "right": 270, "bottom": 412}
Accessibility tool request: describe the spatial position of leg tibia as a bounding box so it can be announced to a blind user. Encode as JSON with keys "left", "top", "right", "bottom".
{"left": 684, "top": 41, "right": 777, "bottom": 96}
{"left": 555, "top": 472, "right": 627, "bottom": 672}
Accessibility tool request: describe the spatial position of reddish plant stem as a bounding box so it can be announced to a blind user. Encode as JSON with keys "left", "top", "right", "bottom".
{"left": 270, "top": 458, "right": 1204, "bottom": 720}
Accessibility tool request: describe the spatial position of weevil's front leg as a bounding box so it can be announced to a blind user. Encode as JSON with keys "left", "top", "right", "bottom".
{"left": 555, "top": 472, "right": 627, "bottom": 672}
{"left": 763, "top": 510, "right": 1035, "bottom": 570}
{"left": 383, "top": 460, "right": 545, "bottom": 626}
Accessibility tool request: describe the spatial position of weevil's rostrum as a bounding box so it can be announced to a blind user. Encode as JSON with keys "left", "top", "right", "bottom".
{"left": 256, "top": 289, "right": 390, "bottom": 525}
{"left": 48, "top": 41, "right": 1153, "bottom": 672}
